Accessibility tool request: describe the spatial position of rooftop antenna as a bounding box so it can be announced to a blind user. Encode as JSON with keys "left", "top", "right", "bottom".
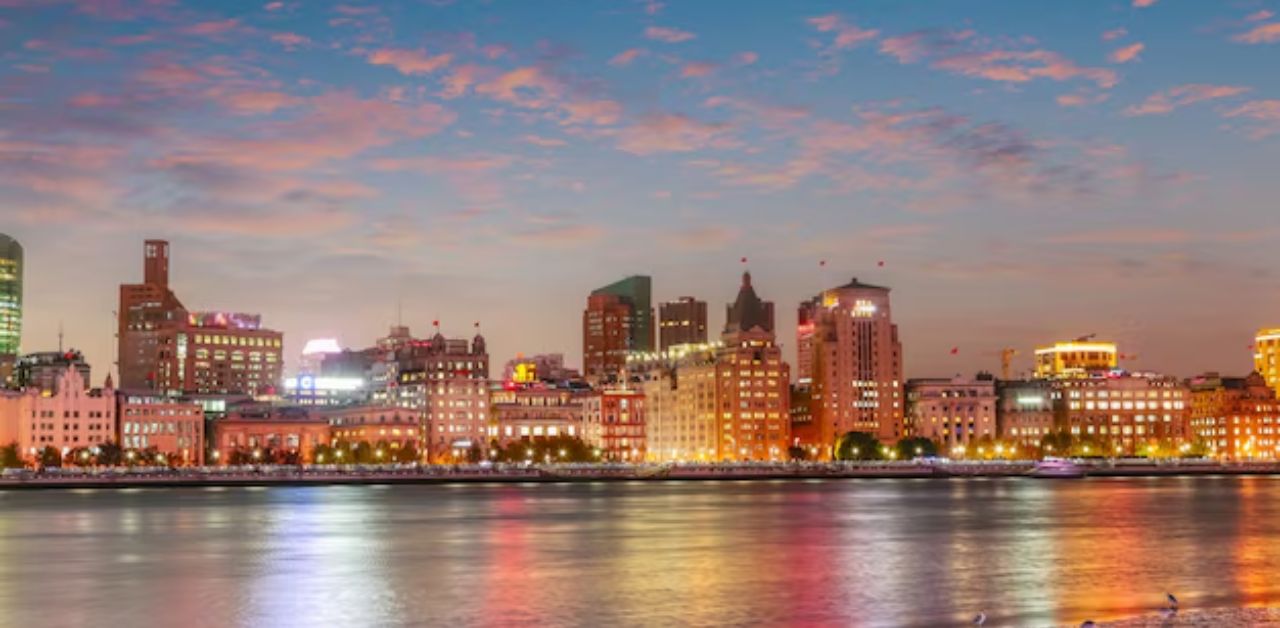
{"left": 58, "top": 321, "right": 64, "bottom": 353}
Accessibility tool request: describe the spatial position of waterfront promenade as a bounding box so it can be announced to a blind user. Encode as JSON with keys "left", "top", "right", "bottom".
{"left": 5, "top": 459, "right": 1280, "bottom": 490}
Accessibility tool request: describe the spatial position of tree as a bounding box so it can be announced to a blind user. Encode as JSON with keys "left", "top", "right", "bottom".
{"left": 353, "top": 441, "right": 374, "bottom": 464}
{"left": 895, "top": 437, "right": 938, "bottom": 460}
{"left": 395, "top": 442, "right": 420, "bottom": 464}
{"left": 835, "top": 432, "right": 882, "bottom": 461}
{"left": 493, "top": 435, "right": 595, "bottom": 463}
{"left": 39, "top": 446, "right": 61, "bottom": 468}
{"left": 0, "top": 442, "right": 24, "bottom": 469}
{"left": 312, "top": 443, "right": 334, "bottom": 465}
{"left": 97, "top": 441, "right": 123, "bottom": 466}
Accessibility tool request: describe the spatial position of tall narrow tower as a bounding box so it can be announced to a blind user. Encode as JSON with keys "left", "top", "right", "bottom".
{"left": 0, "top": 233, "right": 22, "bottom": 357}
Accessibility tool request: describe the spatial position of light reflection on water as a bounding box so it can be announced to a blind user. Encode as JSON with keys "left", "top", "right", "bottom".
{"left": 0, "top": 477, "right": 1278, "bottom": 627}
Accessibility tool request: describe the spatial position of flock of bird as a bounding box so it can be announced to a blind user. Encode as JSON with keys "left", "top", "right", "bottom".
{"left": 972, "top": 593, "right": 1179, "bottom": 627}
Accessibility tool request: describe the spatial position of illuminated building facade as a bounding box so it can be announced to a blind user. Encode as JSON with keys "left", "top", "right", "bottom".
{"left": 1189, "top": 372, "right": 1279, "bottom": 460}
{"left": 582, "top": 388, "right": 645, "bottom": 461}
{"left": 386, "top": 332, "right": 489, "bottom": 462}
{"left": 583, "top": 292, "right": 635, "bottom": 383}
{"left": 633, "top": 273, "right": 790, "bottom": 462}
{"left": 501, "top": 353, "right": 578, "bottom": 385}
{"left": 0, "top": 366, "right": 115, "bottom": 461}
{"left": 659, "top": 297, "right": 707, "bottom": 350}
{"left": 996, "top": 379, "right": 1058, "bottom": 447}
{"left": 1057, "top": 374, "right": 1190, "bottom": 455}
{"left": 798, "top": 278, "right": 904, "bottom": 450}
{"left": 282, "top": 375, "right": 368, "bottom": 407}
{"left": 1034, "top": 340, "right": 1118, "bottom": 379}
{"left": 593, "top": 275, "right": 655, "bottom": 350}
{"left": 211, "top": 405, "right": 330, "bottom": 464}
{"left": 906, "top": 375, "right": 997, "bottom": 450}
{"left": 1256, "top": 328, "right": 1280, "bottom": 399}
{"left": 324, "top": 405, "right": 421, "bottom": 457}
{"left": 488, "top": 385, "right": 586, "bottom": 449}
{"left": 15, "top": 350, "right": 91, "bottom": 394}
{"left": 117, "top": 391, "right": 204, "bottom": 465}
{"left": 0, "top": 233, "right": 21, "bottom": 358}
{"left": 118, "top": 240, "right": 284, "bottom": 396}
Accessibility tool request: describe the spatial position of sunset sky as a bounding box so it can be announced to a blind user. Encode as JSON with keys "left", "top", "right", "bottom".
{"left": 2, "top": 0, "right": 1278, "bottom": 381}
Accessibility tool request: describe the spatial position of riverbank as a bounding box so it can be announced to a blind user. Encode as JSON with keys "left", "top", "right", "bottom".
{"left": 4, "top": 460, "right": 1280, "bottom": 490}
{"left": 1061, "top": 607, "right": 1280, "bottom": 626}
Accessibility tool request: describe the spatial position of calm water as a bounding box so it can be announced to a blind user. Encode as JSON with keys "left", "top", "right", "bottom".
{"left": 1, "top": 477, "right": 1278, "bottom": 627}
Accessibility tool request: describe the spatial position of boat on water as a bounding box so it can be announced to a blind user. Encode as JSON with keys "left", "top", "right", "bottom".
{"left": 1029, "top": 458, "right": 1088, "bottom": 479}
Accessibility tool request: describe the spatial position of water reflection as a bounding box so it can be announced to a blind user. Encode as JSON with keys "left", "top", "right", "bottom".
{"left": 0, "top": 478, "right": 1277, "bottom": 626}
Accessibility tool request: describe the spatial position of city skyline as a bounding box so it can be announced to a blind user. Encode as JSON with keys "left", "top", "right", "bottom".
{"left": 3, "top": 0, "right": 1279, "bottom": 379}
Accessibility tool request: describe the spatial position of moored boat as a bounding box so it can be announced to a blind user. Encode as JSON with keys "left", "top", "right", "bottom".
{"left": 1029, "top": 458, "right": 1087, "bottom": 479}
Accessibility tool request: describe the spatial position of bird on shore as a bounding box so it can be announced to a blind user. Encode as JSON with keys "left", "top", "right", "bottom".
{"left": 1166, "top": 593, "right": 1178, "bottom": 610}
{"left": 973, "top": 611, "right": 987, "bottom": 625}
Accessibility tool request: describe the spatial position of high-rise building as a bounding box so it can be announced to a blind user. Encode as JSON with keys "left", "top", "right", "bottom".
{"left": 798, "top": 278, "right": 904, "bottom": 450}
{"left": 592, "top": 275, "right": 655, "bottom": 352}
{"left": 906, "top": 375, "right": 997, "bottom": 452}
{"left": 582, "top": 292, "right": 634, "bottom": 382}
{"left": 1034, "top": 340, "right": 1118, "bottom": 379}
{"left": 1189, "top": 371, "right": 1279, "bottom": 460}
{"left": 118, "top": 240, "right": 186, "bottom": 389}
{"left": 658, "top": 297, "right": 708, "bottom": 350}
{"left": 1256, "top": 328, "right": 1280, "bottom": 398}
{"left": 118, "top": 240, "right": 284, "bottom": 396}
{"left": 632, "top": 272, "right": 790, "bottom": 462}
{"left": 0, "top": 234, "right": 21, "bottom": 358}
{"left": 377, "top": 330, "right": 490, "bottom": 462}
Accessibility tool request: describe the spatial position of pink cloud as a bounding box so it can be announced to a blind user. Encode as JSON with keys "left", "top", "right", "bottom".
{"left": 615, "top": 114, "right": 733, "bottom": 155}
{"left": 644, "top": 26, "right": 695, "bottom": 43}
{"left": 1234, "top": 22, "right": 1280, "bottom": 44}
{"left": 1056, "top": 91, "right": 1110, "bottom": 108}
{"left": 181, "top": 207, "right": 357, "bottom": 237}
{"left": 181, "top": 19, "right": 241, "bottom": 36}
{"left": 1102, "top": 28, "right": 1128, "bottom": 42}
{"left": 680, "top": 61, "right": 717, "bottom": 78}
{"left": 1046, "top": 228, "right": 1191, "bottom": 245}
{"left": 1247, "top": 10, "right": 1274, "bottom": 22}
{"left": 609, "top": 48, "right": 645, "bottom": 66}
{"left": 510, "top": 223, "right": 605, "bottom": 247}
{"left": 735, "top": 51, "right": 759, "bottom": 66}
{"left": 807, "top": 14, "right": 879, "bottom": 49}
{"left": 879, "top": 30, "right": 1116, "bottom": 88}
{"left": 1133, "top": 0, "right": 1157, "bottom": 7}
{"left": 1222, "top": 99, "right": 1280, "bottom": 138}
{"left": 271, "top": 32, "right": 310, "bottom": 48}
{"left": 215, "top": 90, "right": 301, "bottom": 115}
{"left": 523, "top": 134, "right": 567, "bottom": 148}
{"left": 475, "top": 66, "right": 620, "bottom": 125}
{"left": 367, "top": 48, "right": 452, "bottom": 75}
{"left": 440, "top": 64, "right": 482, "bottom": 99}
{"left": 160, "top": 92, "right": 455, "bottom": 172}
{"left": 264, "top": 1, "right": 284, "bottom": 10}
{"left": 372, "top": 155, "right": 511, "bottom": 205}
{"left": 1109, "top": 42, "right": 1144, "bottom": 63}
{"left": 1124, "top": 84, "right": 1251, "bottom": 116}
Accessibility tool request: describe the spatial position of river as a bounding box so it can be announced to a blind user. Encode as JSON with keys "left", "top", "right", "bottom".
{"left": 1, "top": 476, "right": 1277, "bottom": 627}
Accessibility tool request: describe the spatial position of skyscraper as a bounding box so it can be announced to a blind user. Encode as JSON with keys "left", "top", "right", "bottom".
{"left": 658, "top": 297, "right": 708, "bottom": 350}
{"left": 591, "top": 275, "right": 655, "bottom": 352}
{"left": 0, "top": 233, "right": 22, "bottom": 357}
{"left": 583, "top": 293, "right": 633, "bottom": 382}
{"left": 798, "top": 277, "right": 904, "bottom": 451}
{"left": 118, "top": 240, "right": 186, "bottom": 389}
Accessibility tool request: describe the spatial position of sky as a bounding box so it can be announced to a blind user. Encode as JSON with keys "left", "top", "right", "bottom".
{"left": 1, "top": 0, "right": 1279, "bottom": 383}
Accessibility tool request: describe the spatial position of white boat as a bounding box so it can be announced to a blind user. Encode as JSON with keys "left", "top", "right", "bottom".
{"left": 1029, "top": 458, "right": 1087, "bottom": 479}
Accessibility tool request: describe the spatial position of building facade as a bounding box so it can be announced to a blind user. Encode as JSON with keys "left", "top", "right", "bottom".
{"left": 996, "top": 379, "right": 1058, "bottom": 448}
{"left": 798, "top": 278, "right": 904, "bottom": 450}
{"left": 582, "top": 388, "right": 646, "bottom": 461}
{"left": 583, "top": 293, "right": 635, "bottom": 382}
{"left": 488, "top": 386, "right": 586, "bottom": 449}
{"left": 592, "top": 275, "right": 654, "bottom": 351}
{"left": 117, "top": 391, "right": 205, "bottom": 465}
{"left": 1057, "top": 374, "right": 1190, "bottom": 455}
{"left": 1035, "top": 340, "right": 1118, "bottom": 379}
{"left": 324, "top": 405, "right": 421, "bottom": 457}
{"left": 0, "top": 366, "right": 115, "bottom": 461}
{"left": 15, "top": 350, "right": 91, "bottom": 394}
{"left": 906, "top": 375, "right": 997, "bottom": 451}
{"left": 658, "top": 297, "right": 708, "bottom": 350}
{"left": 210, "top": 406, "right": 330, "bottom": 464}
{"left": 0, "top": 233, "right": 21, "bottom": 358}
{"left": 1189, "top": 372, "right": 1279, "bottom": 460}
{"left": 1256, "top": 329, "right": 1280, "bottom": 399}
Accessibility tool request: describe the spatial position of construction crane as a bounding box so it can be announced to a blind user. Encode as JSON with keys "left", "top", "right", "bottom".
{"left": 980, "top": 348, "right": 1019, "bottom": 380}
